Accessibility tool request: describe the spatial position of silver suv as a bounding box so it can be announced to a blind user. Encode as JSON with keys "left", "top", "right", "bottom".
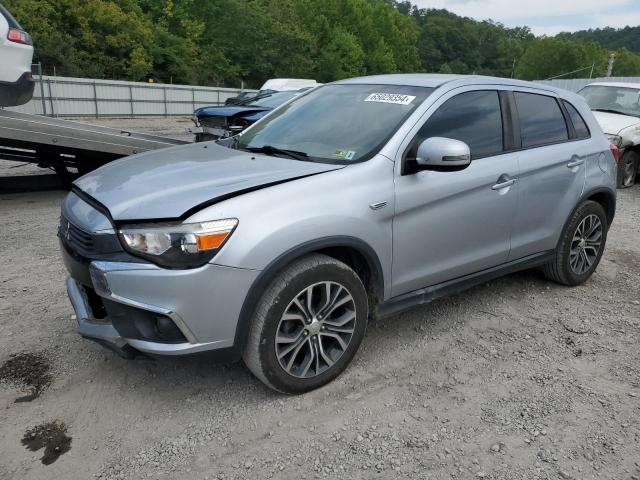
{"left": 60, "top": 74, "right": 617, "bottom": 393}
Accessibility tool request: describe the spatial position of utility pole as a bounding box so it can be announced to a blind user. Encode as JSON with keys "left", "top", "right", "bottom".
{"left": 606, "top": 53, "right": 615, "bottom": 77}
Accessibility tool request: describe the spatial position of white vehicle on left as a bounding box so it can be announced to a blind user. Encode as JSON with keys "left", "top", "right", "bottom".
{"left": 0, "top": 3, "right": 34, "bottom": 107}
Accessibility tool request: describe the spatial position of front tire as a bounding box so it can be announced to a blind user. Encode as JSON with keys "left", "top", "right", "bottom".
{"left": 543, "top": 201, "right": 607, "bottom": 286}
{"left": 243, "top": 254, "right": 368, "bottom": 394}
{"left": 617, "top": 150, "right": 638, "bottom": 188}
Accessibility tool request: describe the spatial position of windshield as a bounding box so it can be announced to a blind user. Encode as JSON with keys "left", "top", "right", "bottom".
{"left": 579, "top": 85, "right": 640, "bottom": 118}
{"left": 248, "top": 91, "right": 299, "bottom": 108}
{"left": 237, "top": 84, "right": 433, "bottom": 163}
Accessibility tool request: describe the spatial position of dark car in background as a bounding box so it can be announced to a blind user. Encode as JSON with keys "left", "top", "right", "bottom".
{"left": 190, "top": 89, "right": 306, "bottom": 142}
{"left": 224, "top": 90, "right": 259, "bottom": 105}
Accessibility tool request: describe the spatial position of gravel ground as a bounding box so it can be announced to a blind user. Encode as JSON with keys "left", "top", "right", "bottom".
{"left": 0, "top": 120, "right": 639, "bottom": 479}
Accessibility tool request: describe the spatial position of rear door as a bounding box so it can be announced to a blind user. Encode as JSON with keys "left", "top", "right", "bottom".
{"left": 508, "top": 90, "right": 587, "bottom": 259}
{"left": 391, "top": 87, "right": 520, "bottom": 297}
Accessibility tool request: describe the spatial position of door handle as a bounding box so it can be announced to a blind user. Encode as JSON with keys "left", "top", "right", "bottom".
{"left": 491, "top": 175, "right": 516, "bottom": 191}
{"left": 567, "top": 159, "right": 585, "bottom": 168}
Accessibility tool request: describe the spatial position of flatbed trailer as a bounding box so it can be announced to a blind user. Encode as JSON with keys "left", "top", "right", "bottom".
{"left": 0, "top": 110, "right": 188, "bottom": 182}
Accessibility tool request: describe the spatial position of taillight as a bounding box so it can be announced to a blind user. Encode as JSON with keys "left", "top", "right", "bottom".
{"left": 610, "top": 144, "right": 621, "bottom": 164}
{"left": 7, "top": 28, "right": 32, "bottom": 45}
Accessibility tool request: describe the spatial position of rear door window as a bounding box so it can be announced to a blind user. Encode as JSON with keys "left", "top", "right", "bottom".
{"left": 514, "top": 92, "right": 568, "bottom": 148}
{"left": 411, "top": 90, "right": 504, "bottom": 159}
{"left": 562, "top": 101, "right": 591, "bottom": 139}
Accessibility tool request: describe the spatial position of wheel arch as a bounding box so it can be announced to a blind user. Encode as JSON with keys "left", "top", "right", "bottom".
{"left": 582, "top": 187, "right": 616, "bottom": 228}
{"left": 233, "top": 236, "right": 385, "bottom": 356}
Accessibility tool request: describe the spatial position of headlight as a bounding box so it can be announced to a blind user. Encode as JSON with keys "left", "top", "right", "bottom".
{"left": 119, "top": 219, "right": 238, "bottom": 268}
{"left": 606, "top": 134, "right": 622, "bottom": 147}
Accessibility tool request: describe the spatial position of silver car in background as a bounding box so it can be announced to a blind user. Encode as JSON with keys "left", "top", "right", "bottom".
{"left": 60, "top": 74, "right": 617, "bottom": 393}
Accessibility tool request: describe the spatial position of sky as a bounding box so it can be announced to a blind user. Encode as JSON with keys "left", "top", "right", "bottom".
{"left": 412, "top": 0, "right": 640, "bottom": 36}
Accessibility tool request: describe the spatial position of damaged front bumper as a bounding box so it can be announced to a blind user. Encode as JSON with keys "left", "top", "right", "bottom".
{"left": 186, "top": 124, "right": 234, "bottom": 142}
{"left": 64, "top": 259, "right": 259, "bottom": 359}
{"left": 66, "top": 276, "right": 134, "bottom": 357}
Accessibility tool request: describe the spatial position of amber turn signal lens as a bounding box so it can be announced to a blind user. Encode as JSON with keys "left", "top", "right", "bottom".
{"left": 196, "top": 232, "right": 230, "bottom": 251}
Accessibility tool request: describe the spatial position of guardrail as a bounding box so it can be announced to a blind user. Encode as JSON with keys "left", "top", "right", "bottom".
{"left": 8, "top": 64, "right": 257, "bottom": 118}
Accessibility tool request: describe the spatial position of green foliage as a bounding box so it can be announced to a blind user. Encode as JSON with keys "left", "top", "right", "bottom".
{"left": 410, "top": 8, "right": 534, "bottom": 77}
{"left": 3, "top": 0, "right": 640, "bottom": 86}
{"left": 612, "top": 49, "right": 640, "bottom": 76}
{"left": 515, "top": 38, "right": 608, "bottom": 80}
{"left": 558, "top": 26, "right": 640, "bottom": 54}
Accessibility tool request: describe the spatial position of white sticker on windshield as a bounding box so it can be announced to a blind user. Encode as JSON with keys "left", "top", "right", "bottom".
{"left": 332, "top": 149, "right": 357, "bottom": 160}
{"left": 364, "top": 93, "right": 416, "bottom": 105}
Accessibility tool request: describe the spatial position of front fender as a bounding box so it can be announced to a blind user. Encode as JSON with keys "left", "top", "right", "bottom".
{"left": 187, "top": 155, "right": 395, "bottom": 298}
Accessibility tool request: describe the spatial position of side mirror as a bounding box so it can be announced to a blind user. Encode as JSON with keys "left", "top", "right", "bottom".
{"left": 415, "top": 137, "right": 471, "bottom": 171}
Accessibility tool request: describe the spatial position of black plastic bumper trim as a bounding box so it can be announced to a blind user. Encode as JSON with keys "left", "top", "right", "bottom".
{"left": 0, "top": 72, "right": 35, "bottom": 107}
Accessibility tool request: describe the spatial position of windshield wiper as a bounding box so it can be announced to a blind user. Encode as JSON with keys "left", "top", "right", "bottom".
{"left": 243, "top": 145, "right": 311, "bottom": 161}
{"left": 593, "top": 108, "right": 637, "bottom": 117}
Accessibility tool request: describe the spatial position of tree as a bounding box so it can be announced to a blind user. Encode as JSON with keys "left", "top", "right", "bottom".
{"left": 4, "top": 0, "right": 639, "bottom": 87}
{"left": 515, "top": 37, "right": 605, "bottom": 80}
{"left": 612, "top": 49, "right": 640, "bottom": 76}
{"left": 558, "top": 26, "right": 640, "bottom": 54}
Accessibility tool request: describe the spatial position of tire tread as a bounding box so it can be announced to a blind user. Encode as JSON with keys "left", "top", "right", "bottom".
{"left": 243, "top": 253, "right": 364, "bottom": 393}
{"left": 543, "top": 200, "right": 607, "bottom": 286}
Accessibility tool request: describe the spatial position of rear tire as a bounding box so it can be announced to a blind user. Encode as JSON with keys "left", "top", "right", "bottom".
{"left": 243, "top": 254, "right": 368, "bottom": 394}
{"left": 617, "top": 150, "right": 638, "bottom": 188}
{"left": 543, "top": 201, "right": 607, "bottom": 286}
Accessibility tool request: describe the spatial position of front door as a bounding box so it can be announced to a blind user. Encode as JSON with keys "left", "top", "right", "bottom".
{"left": 392, "top": 89, "right": 519, "bottom": 297}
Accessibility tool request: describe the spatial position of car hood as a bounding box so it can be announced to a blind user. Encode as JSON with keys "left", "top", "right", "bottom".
{"left": 195, "top": 105, "right": 271, "bottom": 119}
{"left": 592, "top": 111, "right": 640, "bottom": 135}
{"left": 74, "top": 142, "right": 344, "bottom": 221}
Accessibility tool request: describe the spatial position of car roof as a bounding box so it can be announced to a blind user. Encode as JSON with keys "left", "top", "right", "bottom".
{"left": 333, "top": 73, "right": 565, "bottom": 94}
{"left": 583, "top": 82, "right": 640, "bottom": 90}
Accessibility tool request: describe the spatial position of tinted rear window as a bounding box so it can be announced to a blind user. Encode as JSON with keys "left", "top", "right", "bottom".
{"left": 413, "top": 90, "right": 504, "bottom": 159}
{"left": 514, "top": 92, "right": 568, "bottom": 148}
{"left": 0, "top": 4, "right": 22, "bottom": 29}
{"left": 563, "top": 101, "right": 590, "bottom": 139}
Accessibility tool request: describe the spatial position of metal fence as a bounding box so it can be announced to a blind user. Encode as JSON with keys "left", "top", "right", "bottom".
{"left": 8, "top": 65, "right": 257, "bottom": 117}
{"left": 535, "top": 76, "right": 640, "bottom": 92}
{"left": 8, "top": 66, "right": 640, "bottom": 117}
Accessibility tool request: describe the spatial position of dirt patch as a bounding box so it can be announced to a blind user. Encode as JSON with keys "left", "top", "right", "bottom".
{"left": 21, "top": 421, "right": 72, "bottom": 465}
{"left": 0, "top": 352, "right": 52, "bottom": 402}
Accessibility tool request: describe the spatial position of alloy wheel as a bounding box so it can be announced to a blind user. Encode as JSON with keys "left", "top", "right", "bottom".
{"left": 275, "top": 281, "right": 356, "bottom": 378}
{"left": 569, "top": 214, "right": 603, "bottom": 275}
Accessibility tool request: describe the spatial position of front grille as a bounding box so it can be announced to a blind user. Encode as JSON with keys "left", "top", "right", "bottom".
{"left": 199, "top": 116, "right": 227, "bottom": 129}
{"left": 58, "top": 215, "right": 122, "bottom": 257}
{"left": 59, "top": 216, "right": 95, "bottom": 256}
{"left": 68, "top": 222, "right": 94, "bottom": 254}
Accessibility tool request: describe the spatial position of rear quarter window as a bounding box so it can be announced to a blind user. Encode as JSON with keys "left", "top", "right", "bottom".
{"left": 514, "top": 92, "right": 568, "bottom": 148}
{"left": 0, "top": 4, "right": 22, "bottom": 29}
{"left": 562, "top": 101, "right": 591, "bottom": 139}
